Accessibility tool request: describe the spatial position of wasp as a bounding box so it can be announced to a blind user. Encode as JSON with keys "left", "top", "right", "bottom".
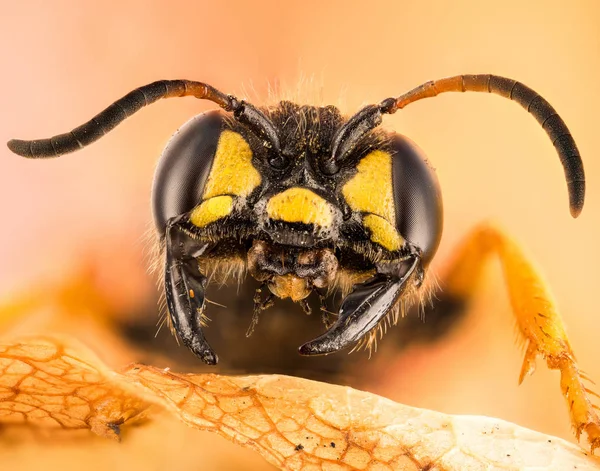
{"left": 7, "top": 74, "right": 599, "bottom": 449}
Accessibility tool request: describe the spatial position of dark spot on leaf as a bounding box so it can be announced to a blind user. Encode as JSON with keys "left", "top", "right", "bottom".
{"left": 295, "top": 444, "right": 304, "bottom": 451}
{"left": 107, "top": 422, "right": 121, "bottom": 436}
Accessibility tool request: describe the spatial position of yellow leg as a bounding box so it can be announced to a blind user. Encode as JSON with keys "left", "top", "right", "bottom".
{"left": 441, "top": 222, "right": 600, "bottom": 452}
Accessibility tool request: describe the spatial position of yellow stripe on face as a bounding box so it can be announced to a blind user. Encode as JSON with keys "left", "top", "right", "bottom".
{"left": 363, "top": 214, "right": 404, "bottom": 252}
{"left": 342, "top": 150, "right": 396, "bottom": 225}
{"left": 266, "top": 187, "right": 334, "bottom": 227}
{"left": 203, "top": 130, "right": 261, "bottom": 199}
{"left": 190, "top": 196, "right": 234, "bottom": 227}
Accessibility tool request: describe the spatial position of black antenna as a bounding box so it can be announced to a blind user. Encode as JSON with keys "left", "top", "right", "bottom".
{"left": 328, "top": 74, "right": 585, "bottom": 218}
{"left": 7, "top": 79, "right": 282, "bottom": 160}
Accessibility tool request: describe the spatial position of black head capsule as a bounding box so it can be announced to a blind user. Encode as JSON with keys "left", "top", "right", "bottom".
{"left": 7, "top": 74, "right": 584, "bottom": 364}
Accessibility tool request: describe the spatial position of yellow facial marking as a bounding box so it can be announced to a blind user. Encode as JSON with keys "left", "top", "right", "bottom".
{"left": 203, "top": 130, "right": 261, "bottom": 199}
{"left": 266, "top": 187, "right": 334, "bottom": 227}
{"left": 363, "top": 214, "right": 404, "bottom": 252}
{"left": 342, "top": 150, "right": 396, "bottom": 225}
{"left": 190, "top": 195, "right": 234, "bottom": 227}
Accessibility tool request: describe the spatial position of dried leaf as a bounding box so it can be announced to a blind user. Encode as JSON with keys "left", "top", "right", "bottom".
{"left": 1, "top": 337, "right": 599, "bottom": 470}
{"left": 0, "top": 337, "right": 148, "bottom": 440}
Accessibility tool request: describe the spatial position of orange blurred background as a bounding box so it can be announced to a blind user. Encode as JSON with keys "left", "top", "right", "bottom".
{"left": 1, "top": 1, "right": 599, "bottom": 469}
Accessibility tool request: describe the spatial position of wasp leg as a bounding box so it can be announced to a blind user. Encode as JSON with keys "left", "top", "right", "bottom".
{"left": 317, "top": 290, "right": 337, "bottom": 329}
{"left": 247, "top": 286, "right": 275, "bottom": 337}
{"left": 299, "top": 299, "right": 312, "bottom": 316}
{"left": 164, "top": 218, "right": 218, "bottom": 365}
{"left": 299, "top": 257, "right": 420, "bottom": 356}
{"left": 441, "top": 222, "right": 599, "bottom": 451}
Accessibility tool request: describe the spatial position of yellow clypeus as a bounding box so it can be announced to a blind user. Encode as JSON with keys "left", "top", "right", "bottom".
{"left": 266, "top": 188, "right": 334, "bottom": 228}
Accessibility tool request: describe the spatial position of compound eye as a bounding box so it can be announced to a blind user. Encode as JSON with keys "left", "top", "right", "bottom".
{"left": 152, "top": 111, "right": 224, "bottom": 233}
{"left": 390, "top": 135, "right": 443, "bottom": 266}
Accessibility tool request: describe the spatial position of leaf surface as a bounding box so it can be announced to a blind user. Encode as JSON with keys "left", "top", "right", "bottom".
{"left": 1, "top": 337, "right": 598, "bottom": 470}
